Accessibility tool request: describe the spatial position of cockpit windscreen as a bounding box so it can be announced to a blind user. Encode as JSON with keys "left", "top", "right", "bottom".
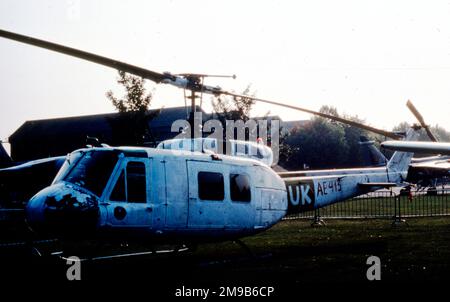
{"left": 59, "top": 150, "right": 119, "bottom": 197}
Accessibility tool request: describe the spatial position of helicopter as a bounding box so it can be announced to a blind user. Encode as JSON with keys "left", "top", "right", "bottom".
{"left": 0, "top": 29, "right": 420, "bottom": 254}
{"left": 0, "top": 126, "right": 389, "bottom": 211}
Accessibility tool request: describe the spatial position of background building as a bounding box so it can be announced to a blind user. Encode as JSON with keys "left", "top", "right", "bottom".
{"left": 9, "top": 106, "right": 210, "bottom": 161}
{"left": 8, "top": 107, "right": 300, "bottom": 163}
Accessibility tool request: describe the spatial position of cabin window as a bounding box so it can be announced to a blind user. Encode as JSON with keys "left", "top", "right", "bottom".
{"left": 198, "top": 172, "right": 224, "bottom": 201}
{"left": 230, "top": 174, "right": 251, "bottom": 202}
{"left": 126, "top": 161, "right": 146, "bottom": 203}
{"left": 110, "top": 161, "right": 146, "bottom": 203}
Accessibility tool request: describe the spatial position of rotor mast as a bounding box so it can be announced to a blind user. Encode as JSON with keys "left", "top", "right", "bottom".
{"left": 178, "top": 73, "right": 236, "bottom": 114}
{"left": 177, "top": 73, "right": 236, "bottom": 139}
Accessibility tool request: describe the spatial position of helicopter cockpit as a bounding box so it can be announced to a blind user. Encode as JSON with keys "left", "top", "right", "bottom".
{"left": 25, "top": 148, "right": 125, "bottom": 236}
{"left": 53, "top": 149, "right": 119, "bottom": 198}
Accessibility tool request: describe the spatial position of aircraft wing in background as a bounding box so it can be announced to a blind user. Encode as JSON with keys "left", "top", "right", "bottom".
{"left": 381, "top": 141, "right": 450, "bottom": 155}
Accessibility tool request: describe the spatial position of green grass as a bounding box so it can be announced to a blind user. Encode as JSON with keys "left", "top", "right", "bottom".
{"left": 51, "top": 217, "right": 450, "bottom": 284}
{"left": 184, "top": 217, "right": 450, "bottom": 283}
{"left": 2, "top": 217, "right": 450, "bottom": 284}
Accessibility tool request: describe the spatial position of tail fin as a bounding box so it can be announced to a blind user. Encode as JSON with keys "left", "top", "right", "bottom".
{"left": 0, "top": 142, "right": 12, "bottom": 168}
{"left": 358, "top": 136, "right": 387, "bottom": 167}
{"left": 387, "top": 128, "right": 420, "bottom": 172}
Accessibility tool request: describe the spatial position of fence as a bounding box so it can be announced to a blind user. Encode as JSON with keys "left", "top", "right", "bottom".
{"left": 284, "top": 187, "right": 450, "bottom": 221}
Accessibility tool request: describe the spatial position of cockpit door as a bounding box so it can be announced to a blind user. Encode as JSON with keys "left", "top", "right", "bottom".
{"left": 103, "top": 158, "right": 152, "bottom": 229}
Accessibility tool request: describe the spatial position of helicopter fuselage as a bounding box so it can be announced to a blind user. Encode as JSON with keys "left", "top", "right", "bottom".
{"left": 26, "top": 147, "right": 287, "bottom": 242}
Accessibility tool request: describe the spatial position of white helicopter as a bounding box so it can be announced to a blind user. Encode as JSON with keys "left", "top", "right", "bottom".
{"left": 0, "top": 29, "right": 419, "bottom": 251}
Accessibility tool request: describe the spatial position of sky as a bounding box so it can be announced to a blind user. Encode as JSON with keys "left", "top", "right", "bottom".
{"left": 1, "top": 0, "right": 450, "bottom": 152}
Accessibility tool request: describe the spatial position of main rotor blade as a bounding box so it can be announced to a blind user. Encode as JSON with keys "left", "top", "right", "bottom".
{"left": 0, "top": 29, "right": 166, "bottom": 83}
{"left": 220, "top": 91, "right": 403, "bottom": 139}
{"left": 406, "top": 100, "right": 437, "bottom": 142}
{"left": 0, "top": 28, "right": 403, "bottom": 140}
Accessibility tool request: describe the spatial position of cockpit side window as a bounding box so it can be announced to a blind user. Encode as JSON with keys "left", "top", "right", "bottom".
{"left": 62, "top": 150, "right": 118, "bottom": 197}
{"left": 110, "top": 170, "right": 126, "bottom": 201}
{"left": 110, "top": 161, "right": 146, "bottom": 203}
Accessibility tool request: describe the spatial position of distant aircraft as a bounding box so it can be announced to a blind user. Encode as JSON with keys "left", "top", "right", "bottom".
{"left": 381, "top": 141, "right": 450, "bottom": 155}
{"left": 358, "top": 136, "right": 388, "bottom": 167}
{"left": 382, "top": 140, "right": 450, "bottom": 189}
{"left": 0, "top": 142, "right": 12, "bottom": 168}
{"left": 0, "top": 156, "right": 65, "bottom": 208}
{"left": 381, "top": 100, "right": 450, "bottom": 189}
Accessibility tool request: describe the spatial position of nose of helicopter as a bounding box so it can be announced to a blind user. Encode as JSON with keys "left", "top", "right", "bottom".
{"left": 26, "top": 182, "right": 100, "bottom": 237}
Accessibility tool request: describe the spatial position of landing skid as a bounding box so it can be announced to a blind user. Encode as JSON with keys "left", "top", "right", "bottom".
{"left": 57, "top": 244, "right": 192, "bottom": 262}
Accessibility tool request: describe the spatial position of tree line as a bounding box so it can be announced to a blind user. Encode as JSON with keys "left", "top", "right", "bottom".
{"left": 279, "top": 107, "right": 450, "bottom": 170}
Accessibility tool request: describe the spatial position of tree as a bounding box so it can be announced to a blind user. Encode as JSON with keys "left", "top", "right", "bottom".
{"left": 283, "top": 117, "right": 349, "bottom": 169}
{"left": 393, "top": 122, "right": 450, "bottom": 142}
{"left": 106, "top": 70, "right": 153, "bottom": 113}
{"left": 391, "top": 122, "right": 450, "bottom": 158}
{"left": 340, "top": 113, "right": 369, "bottom": 167}
{"left": 316, "top": 106, "right": 369, "bottom": 166}
{"left": 211, "top": 86, "right": 292, "bottom": 164}
{"left": 211, "top": 85, "right": 256, "bottom": 122}
{"left": 211, "top": 86, "right": 257, "bottom": 151}
{"left": 106, "top": 71, "right": 158, "bottom": 146}
{"left": 279, "top": 106, "right": 374, "bottom": 170}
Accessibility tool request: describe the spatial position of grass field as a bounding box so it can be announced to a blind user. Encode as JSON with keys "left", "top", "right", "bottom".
{"left": 3, "top": 216, "right": 449, "bottom": 290}
{"left": 192, "top": 217, "right": 450, "bottom": 283}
